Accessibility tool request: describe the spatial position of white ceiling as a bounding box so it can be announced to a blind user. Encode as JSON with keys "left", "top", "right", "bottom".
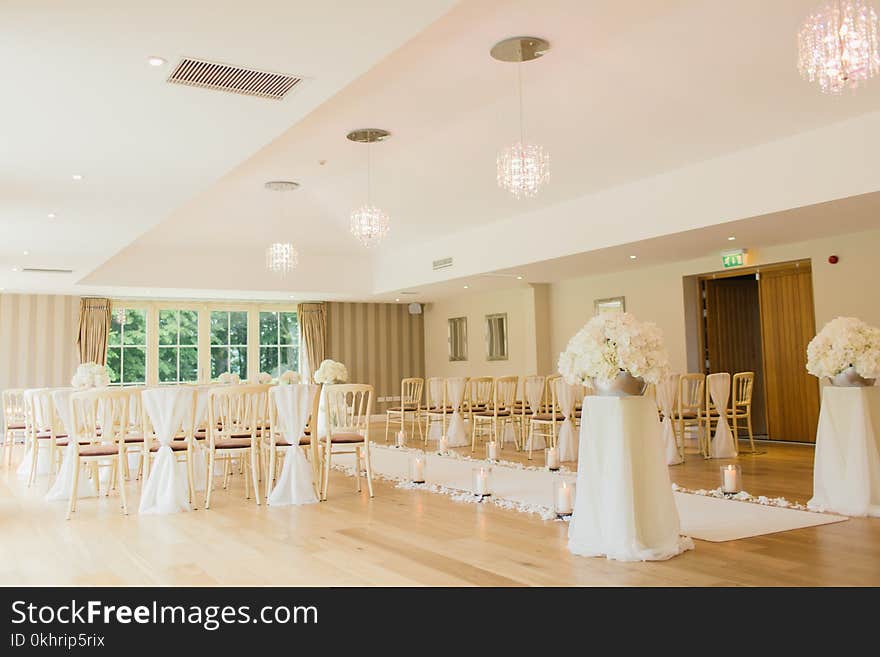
{"left": 4, "top": 0, "right": 880, "bottom": 301}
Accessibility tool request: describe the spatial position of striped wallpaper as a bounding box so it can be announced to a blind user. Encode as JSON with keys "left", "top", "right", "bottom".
{"left": 326, "top": 302, "right": 425, "bottom": 412}
{"left": 0, "top": 293, "right": 81, "bottom": 391}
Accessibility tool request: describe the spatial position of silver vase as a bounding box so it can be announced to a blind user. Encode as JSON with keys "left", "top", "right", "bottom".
{"left": 830, "top": 366, "right": 876, "bottom": 387}
{"left": 592, "top": 371, "right": 647, "bottom": 397}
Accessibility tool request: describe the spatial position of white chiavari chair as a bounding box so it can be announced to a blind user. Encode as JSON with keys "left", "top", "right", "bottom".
{"left": 66, "top": 388, "right": 131, "bottom": 519}
{"left": 728, "top": 372, "right": 757, "bottom": 454}
{"left": 673, "top": 373, "right": 706, "bottom": 460}
{"left": 519, "top": 375, "right": 545, "bottom": 453}
{"left": 466, "top": 377, "right": 494, "bottom": 425}
{"left": 471, "top": 376, "right": 518, "bottom": 453}
{"left": 205, "top": 384, "right": 268, "bottom": 508}
{"left": 424, "top": 377, "right": 449, "bottom": 443}
{"left": 22, "top": 388, "right": 68, "bottom": 486}
{"left": 320, "top": 383, "right": 374, "bottom": 501}
{"left": 2, "top": 389, "right": 27, "bottom": 468}
{"left": 385, "top": 377, "right": 424, "bottom": 443}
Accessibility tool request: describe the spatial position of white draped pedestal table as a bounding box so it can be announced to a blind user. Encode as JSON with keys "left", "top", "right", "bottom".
{"left": 808, "top": 386, "right": 880, "bottom": 517}
{"left": 568, "top": 395, "right": 694, "bottom": 562}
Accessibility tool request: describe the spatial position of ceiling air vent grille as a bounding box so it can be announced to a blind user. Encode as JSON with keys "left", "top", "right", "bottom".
{"left": 432, "top": 257, "right": 453, "bottom": 271}
{"left": 22, "top": 268, "right": 73, "bottom": 274}
{"left": 167, "top": 57, "right": 302, "bottom": 100}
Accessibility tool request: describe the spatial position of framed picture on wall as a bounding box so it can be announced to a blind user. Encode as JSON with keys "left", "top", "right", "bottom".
{"left": 485, "top": 313, "right": 509, "bottom": 361}
{"left": 594, "top": 296, "right": 625, "bottom": 314}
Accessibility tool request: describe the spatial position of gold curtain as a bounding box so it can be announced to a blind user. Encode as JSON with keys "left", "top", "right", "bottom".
{"left": 298, "top": 302, "right": 326, "bottom": 382}
{"left": 76, "top": 298, "right": 112, "bottom": 365}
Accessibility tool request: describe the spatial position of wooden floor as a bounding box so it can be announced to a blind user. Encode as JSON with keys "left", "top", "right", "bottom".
{"left": 1, "top": 430, "right": 878, "bottom": 586}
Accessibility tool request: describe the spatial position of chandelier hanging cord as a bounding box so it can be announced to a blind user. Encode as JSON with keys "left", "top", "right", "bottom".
{"left": 517, "top": 63, "right": 525, "bottom": 145}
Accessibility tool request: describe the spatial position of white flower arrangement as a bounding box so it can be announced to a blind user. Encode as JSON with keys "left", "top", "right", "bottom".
{"left": 279, "top": 370, "right": 300, "bottom": 385}
{"left": 313, "top": 359, "right": 349, "bottom": 384}
{"left": 557, "top": 312, "right": 669, "bottom": 386}
{"left": 257, "top": 372, "right": 272, "bottom": 385}
{"left": 216, "top": 372, "right": 241, "bottom": 385}
{"left": 71, "top": 362, "right": 111, "bottom": 389}
{"left": 806, "top": 316, "right": 880, "bottom": 379}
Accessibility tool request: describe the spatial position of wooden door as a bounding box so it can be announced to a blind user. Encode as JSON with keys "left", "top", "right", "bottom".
{"left": 758, "top": 263, "right": 820, "bottom": 442}
{"left": 704, "top": 276, "right": 767, "bottom": 435}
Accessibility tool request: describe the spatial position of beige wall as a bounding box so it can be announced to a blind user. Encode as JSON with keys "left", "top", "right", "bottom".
{"left": 550, "top": 228, "right": 880, "bottom": 373}
{"left": 423, "top": 286, "right": 547, "bottom": 378}
{"left": 424, "top": 228, "right": 880, "bottom": 378}
{"left": 326, "top": 302, "right": 425, "bottom": 411}
{"left": 0, "top": 293, "right": 80, "bottom": 392}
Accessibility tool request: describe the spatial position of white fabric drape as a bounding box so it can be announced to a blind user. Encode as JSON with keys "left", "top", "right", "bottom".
{"left": 524, "top": 377, "right": 546, "bottom": 451}
{"left": 17, "top": 388, "right": 55, "bottom": 479}
{"left": 808, "top": 386, "right": 880, "bottom": 517}
{"left": 656, "top": 376, "right": 683, "bottom": 465}
{"left": 138, "top": 387, "right": 194, "bottom": 515}
{"left": 568, "top": 396, "right": 693, "bottom": 561}
{"left": 268, "top": 384, "right": 320, "bottom": 506}
{"left": 556, "top": 381, "right": 580, "bottom": 462}
{"left": 46, "top": 388, "right": 97, "bottom": 500}
{"left": 191, "top": 386, "right": 215, "bottom": 488}
{"left": 427, "top": 378, "right": 444, "bottom": 440}
{"left": 446, "top": 377, "right": 468, "bottom": 446}
{"left": 708, "top": 373, "right": 736, "bottom": 458}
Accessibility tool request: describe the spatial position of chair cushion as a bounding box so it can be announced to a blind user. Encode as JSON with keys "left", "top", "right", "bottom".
{"left": 388, "top": 404, "right": 419, "bottom": 412}
{"left": 6, "top": 423, "right": 26, "bottom": 430}
{"left": 78, "top": 444, "right": 120, "bottom": 457}
{"left": 124, "top": 435, "right": 144, "bottom": 443}
{"left": 149, "top": 441, "right": 188, "bottom": 453}
{"left": 474, "top": 410, "right": 510, "bottom": 417}
{"left": 213, "top": 438, "right": 252, "bottom": 449}
{"left": 330, "top": 432, "right": 366, "bottom": 444}
{"left": 36, "top": 432, "right": 68, "bottom": 440}
{"left": 532, "top": 412, "right": 565, "bottom": 421}
{"left": 274, "top": 436, "right": 311, "bottom": 446}
{"left": 426, "top": 406, "right": 455, "bottom": 413}
{"left": 674, "top": 411, "right": 699, "bottom": 419}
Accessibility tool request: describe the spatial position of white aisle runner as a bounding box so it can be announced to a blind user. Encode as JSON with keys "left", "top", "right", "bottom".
{"left": 335, "top": 444, "right": 848, "bottom": 542}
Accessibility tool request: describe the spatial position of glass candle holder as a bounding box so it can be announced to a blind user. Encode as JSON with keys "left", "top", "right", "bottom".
{"left": 437, "top": 436, "right": 449, "bottom": 454}
{"left": 486, "top": 440, "right": 499, "bottom": 461}
{"left": 396, "top": 430, "right": 406, "bottom": 448}
{"left": 545, "top": 446, "right": 560, "bottom": 471}
{"left": 409, "top": 455, "right": 426, "bottom": 484}
{"left": 553, "top": 480, "right": 575, "bottom": 517}
{"left": 720, "top": 464, "right": 742, "bottom": 494}
{"left": 472, "top": 466, "right": 492, "bottom": 499}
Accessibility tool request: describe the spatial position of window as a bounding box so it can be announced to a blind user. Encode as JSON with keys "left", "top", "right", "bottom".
{"left": 107, "top": 308, "right": 147, "bottom": 385}
{"left": 448, "top": 317, "right": 468, "bottom": 361}
{"left": 158, "top": 310, "right": 199, "bottom": 383}
{"left": 485, "top": 313, "right": 509, "bottom": 361}
{"left": 259, "top": 311, "right": 299, "bottom": 377}
{"left": 210, "top": 311, "right": 248, "bottom": 379}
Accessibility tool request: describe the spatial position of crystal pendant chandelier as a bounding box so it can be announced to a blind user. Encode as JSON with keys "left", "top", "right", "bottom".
{"left": 265, "top": 242, "right": 299, "bottom": 276}
{"left": 115, "top": 305, "right": 126, "bottom": 325}
{"left": 492, "top": 36, "right": 551, "bottom": 199}
{"left": 347, "top": 129, "right": 392, "bottom": 247}
{"left": 798, "top": 0, "right": 880, "bottom": 94}
{"left": 263, "top": 180, "right": 300, "bottom": 276}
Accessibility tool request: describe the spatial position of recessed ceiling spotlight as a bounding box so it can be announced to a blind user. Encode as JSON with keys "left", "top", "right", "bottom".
{"left": 463, "top": 284, "right": 469, "bottom": 289}
{"left": 72, "top": 174, "right": 83, "bottom": 181}
{"left": 395, "top": 298, "right": 400, "bottom": 302}
{"left": 147, "top": 56, "right": 166, "bottom": 67}
{"left": 728, "top": 236, "right": 736, "bottom": 241}
{"left": 11, "top": 266, "right": 20, "bottom": 272}
{"left": 47, "top": 212, "right": 57, "bottom": 219}
{"left": 516, "top": 275, "right": 524, "bottom": 280}
{"left": 22, "top": 250, "right": 29, "bottom": 256}
{"left": 629, "top": 255, "right": 637, "bottom": 260}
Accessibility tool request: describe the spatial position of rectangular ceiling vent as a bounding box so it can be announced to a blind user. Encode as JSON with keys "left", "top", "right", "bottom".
{"left": 167, "top": 57, "right": 302, "bottom": 100}
{"left": 432, "top": 257, "right": 453, "bottom": 271}
{"left": 22, "top": 267, "right": 73, "bottom": 274}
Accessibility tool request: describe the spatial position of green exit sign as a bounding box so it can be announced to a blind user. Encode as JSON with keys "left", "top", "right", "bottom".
{"left": 722, "top": 249, "right": 746, "bottom": 268}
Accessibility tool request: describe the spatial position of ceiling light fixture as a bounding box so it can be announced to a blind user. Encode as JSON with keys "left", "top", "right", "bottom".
{"left": 71, "top": 174, "right": 83, "bottom": 181}
{"left": 147, "top": 56, "right": 166, "bottom": 67}
{"left": 264, "top": 180, "right": 300, "bottom": 277}
{"left": 798, "top": 0, "right": 880, "bottom": 94}
{"left": 47, "top": 212, "right": 56, "bottom": 219}
{"left": 347, "top": 129, "right": 391, "bottom": 248}
{"left": 629, "top": 255, "right": 637, "bottom": 260}
{"left": 516, "top": 275, "right": 524, "bottom": 280}
{"left": 728, "top": 236, "right": 736, "bottom": 241}
{"left": 395, "top": 298, "right": 401, "bottom": 302}
{"left": 492, "top": 37, "right": 551, "bottom": 199}
{"left": 115, "top": 305, "right": 126, "bottom": 325}
{"left": 11, "top": 267, "right": 20, "bottom": 272}
{"left": 463, "top": 285, "right": 469, "bottom": 289}
{"left": 22, "top": 250, "right": 29, "bottom": 256}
